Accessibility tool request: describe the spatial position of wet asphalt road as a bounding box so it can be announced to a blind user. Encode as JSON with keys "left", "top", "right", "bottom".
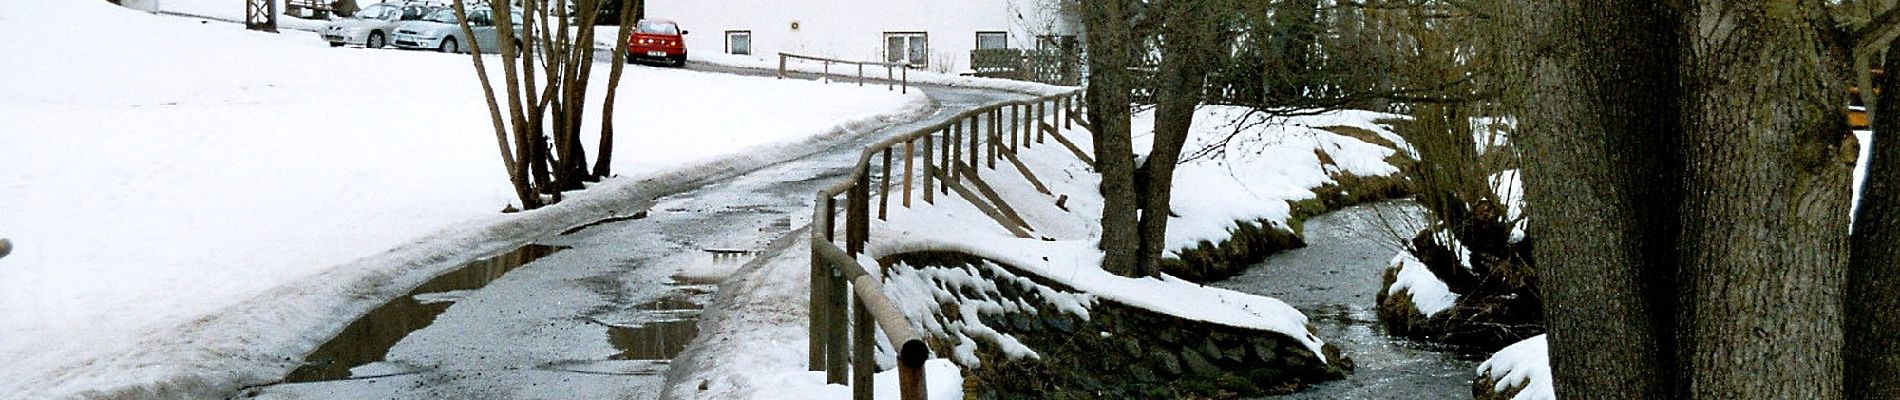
{"left": 239, "top": 64, "right": 1026, "bottom": 399}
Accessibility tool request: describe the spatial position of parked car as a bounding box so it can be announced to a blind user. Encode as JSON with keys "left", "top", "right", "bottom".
{"left": 627, "top": 19, "right": 687, "bottom": 67}
{"left": 321, "top": 2, "right": 440, "bottom": 48}
{"left": 391, "top": 7, "right": 522, "bottom": 53}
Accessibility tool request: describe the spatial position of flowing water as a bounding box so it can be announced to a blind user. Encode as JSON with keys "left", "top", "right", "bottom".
{"left": 1213, "top": 201, "right": 1486, "bottom": 399}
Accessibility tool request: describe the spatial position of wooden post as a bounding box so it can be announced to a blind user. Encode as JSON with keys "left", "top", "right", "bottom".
{"left": 858, "top": 63, "right": 865, "bottom": 86}
{"left": 809, "top": 198, "right": 830, "bottom": 372}
{"left": 902, "top": 67, "right": 909, "bottom": 94}
{"left": 971, "top": 115, "right": 983, "bottom": 177}
{"left": 899, "top": 360, "right": 928, "bottom": 400}
{"left": 923, "top": 134, "right": 936, "bottom": 203}
{"left": 879, "top": 148, "right": 893, "bottom": 220}
{"left": 950, "top": 122, "right": 963, "bottom": 182}
{"left": 887, "top": 65, "right": 895, "bottom": 91}
{"left": 1037, "top": 100, "right": 1047, "bottom": 144}
{"left": 904, "top": 140, "right": 915, "bottom": 207}
{"left": 826, "top": 265, "right": 849, "bottom": 384}
{"left": 987, "top": 109, "right": 999, "bottom": 170}
{"left": 941, "top": 127, "right": 952, "bottom": 195}
{"left": 779, "top": 54, "right": 788, "bottom": 79}
{"left": 1011, "top": 104, "right": 1021, "bottom": 154}
{"left": 848, "top": 173, "right": 870, "bottom": 255}
{"left": 1063, "top": 95, "right": 1073, "bottom": 130}
{"left": 852, "top": 300, "right": 875, "bottom": 400}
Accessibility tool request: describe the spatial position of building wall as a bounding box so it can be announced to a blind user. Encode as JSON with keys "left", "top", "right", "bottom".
{"left": 647, "top": 0, "right": 1075, "bottom": 73}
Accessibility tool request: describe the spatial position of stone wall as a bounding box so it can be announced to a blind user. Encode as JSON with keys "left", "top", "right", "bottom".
{"left": 883, "top": 252, "right": 1350, "bottom": 399}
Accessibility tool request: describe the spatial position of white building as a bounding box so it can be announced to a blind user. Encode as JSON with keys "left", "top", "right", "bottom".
{"left": 647, "top": 0, "right": 1078, "bottom": 74}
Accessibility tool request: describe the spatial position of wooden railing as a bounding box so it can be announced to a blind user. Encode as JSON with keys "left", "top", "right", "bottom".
{"left": 778, "top": 53, "right": 913, "bottom": 94}
{"left": 808, "top": 87, "right": 1091, "bottom": 400}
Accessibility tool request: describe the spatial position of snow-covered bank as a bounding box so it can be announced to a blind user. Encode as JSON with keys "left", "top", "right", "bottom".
{"left": 1475, "top": 334, "right": 1554, "bottom": 400}
{"left": 0, "top": 1, "right": 928, "bottom": 397}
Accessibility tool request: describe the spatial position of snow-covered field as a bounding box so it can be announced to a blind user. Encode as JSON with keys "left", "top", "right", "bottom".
{"left": 0, "top": 1, "right": 928, "bottom": 398}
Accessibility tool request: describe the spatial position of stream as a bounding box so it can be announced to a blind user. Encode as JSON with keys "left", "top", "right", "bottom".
{"left": 1213, "top": 200, "right": 1485, "bottom": 399}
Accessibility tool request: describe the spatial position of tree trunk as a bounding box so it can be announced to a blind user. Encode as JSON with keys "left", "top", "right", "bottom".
{"left": 1677, "top": 1, "right": 1853, "bottom": 397}
{"left": 1134, "top": 0, "right": 1214, "bottom": 276}
{"left": 594, "top": 0, "right": 641, "bottom": 179}
{"left": 1081, "top": 0, "right": 1141, "bottom": 277}
{"left": 1518, "top": 0, "right": 1680, "bottom": 398}
{"left": 1846, "top": 40, "right": 1900, "bottom": 400}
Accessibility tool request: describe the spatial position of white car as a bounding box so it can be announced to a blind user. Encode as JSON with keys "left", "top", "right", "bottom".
{"left": 321, "top": 2, "right": 440, "bottom": 48}
{"left": 392, "top": 7, "right": 522, "bottom": 53}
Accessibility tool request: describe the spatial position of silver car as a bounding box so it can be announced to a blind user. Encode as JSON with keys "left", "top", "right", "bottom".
{"left": 392, "top": 7, "right": 523, "bottom": 53}
{"left": 321, "top": 2, "right": 440, "bottom": 48}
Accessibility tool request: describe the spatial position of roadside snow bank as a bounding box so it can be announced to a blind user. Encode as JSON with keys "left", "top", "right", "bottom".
{"left": 1475, "top": 334, "right": 1554, "bottom": 400}
{"left": 0, "top": 1, "right": 928, "bottom": 398}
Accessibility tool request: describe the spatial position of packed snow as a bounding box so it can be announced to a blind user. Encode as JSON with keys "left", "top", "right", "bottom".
{"left": 1476, "top": 334, "right": 1555, "bottom": 400}
{"left": 1386, "top": 252, "right": 1460, "bottom": 316}
{"left": 0, "top": 1, "right": 929, "bottom": 398}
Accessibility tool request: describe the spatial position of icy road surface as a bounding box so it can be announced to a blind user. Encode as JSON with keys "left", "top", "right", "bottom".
{"left": 241, "top": 83, "right": 1026, "bottom": 399}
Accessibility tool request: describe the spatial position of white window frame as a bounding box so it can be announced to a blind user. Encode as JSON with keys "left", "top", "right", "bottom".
{"left": 883, "top": 32, "right": 929, "bottom": 68}
{"left": 975, "top": 31, "right": 1008, "bottom": 50}
{"left": 726, "top": 30, "right": 752, "bottom": 55}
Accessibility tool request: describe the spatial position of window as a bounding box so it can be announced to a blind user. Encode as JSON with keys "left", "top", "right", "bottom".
{"left": 726, "top": 30, "right": 752, "bottom": 55}
{"left": 976, "top": 31, "right": 1008, "bottom": 50}
{"left": 884, "top": 32, "right": 928, "bottom": 68}
{"left": 636, "top": 20, "right": 680, "bottom": 35}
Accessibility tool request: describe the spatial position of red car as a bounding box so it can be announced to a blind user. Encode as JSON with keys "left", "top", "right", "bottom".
{"left": 627, "top": 19, "right": 688, "bottom": 67}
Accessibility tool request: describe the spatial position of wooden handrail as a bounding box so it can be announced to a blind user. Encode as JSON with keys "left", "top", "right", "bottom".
{"left": 808, "top": 86, "right": 1087, "bottom": 400}
{"left": 779, "top": 53, "right": 914, "bottom": 94}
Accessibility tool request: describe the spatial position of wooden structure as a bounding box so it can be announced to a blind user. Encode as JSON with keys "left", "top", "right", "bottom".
{"left": 809, "top": 83, "right": 1090, "bottom": 400}
{"left": 778, "top": 53, "right": 913, "bottom": 94}
{"left": 245, "top": 0, "right": 277, "bottom": 32}
{"left": 967, "top": 37, "right": 1081, "bottom": 86}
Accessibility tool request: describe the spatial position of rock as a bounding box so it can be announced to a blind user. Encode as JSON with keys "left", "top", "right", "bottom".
{"left": 1048, "top": 315, "right": 1076, "bottom": 333}
{"left": 1150, "top": 349, "right": 1182, "bottom": 377}
{"left": 1181, "top": 349, "right": 1221, "bottom": 376}
{"left": 1252, "top": 342, "right": 1278, "bottom": 363}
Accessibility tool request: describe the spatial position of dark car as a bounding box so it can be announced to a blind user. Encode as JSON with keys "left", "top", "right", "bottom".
{"left": 627, "top": 19, "right": 687, "bottom": 67}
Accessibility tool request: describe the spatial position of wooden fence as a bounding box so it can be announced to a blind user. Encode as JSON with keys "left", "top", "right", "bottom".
{"left": 808, "top": 87, "right": 1092, "bottom": 400}
{"left": 779, "top": 53, "right": 913, "bottom": 94}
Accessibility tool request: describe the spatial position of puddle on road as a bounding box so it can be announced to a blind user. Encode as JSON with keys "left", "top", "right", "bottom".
{"left": 284, "top": 244, "right": 565, "bottom": 383}
{"left": 607, "top": 295, "right": 704, "bottom": 360}
{"left": 672, "top": 249, "right": 758, "bottom": 285}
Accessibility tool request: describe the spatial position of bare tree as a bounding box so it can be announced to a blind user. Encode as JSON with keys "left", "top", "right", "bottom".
{"left": 451, "top": 0, "right": 625, "bottom": 210}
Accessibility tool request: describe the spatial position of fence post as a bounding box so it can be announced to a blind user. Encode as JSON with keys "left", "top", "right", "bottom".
{"left": 887, "top": 65, "right": 895, "bottom": 91}
{"left": 1036, "top": 99, "right": 1046, "bottom": 144}
{"left": 899, "top": 359, "right": 928, "bottom": 400}
{"left": 903, "top": 141, "right": 915, "bottom": 208}
{"left": 826, "top": 264, "right": 849, "bottom": 384}
{"left": 858, "top": 63, "right": 865, "bottom": 86}
{"left": 970, "top": 115, "right": 982, "bottom": 177}
{"left": 1064, "top": 95, "right": 1074, "bottom": 130}
{"left": 852, "top": 300, "right": 875, "bottom": 400}
{"left": 924, "top": 134, "right": 936, "bottom": 203}
{"left": 879, "top": 148, "right": 893, "bottom": 220}
{"left": 824, "top": 61, "right": 831, "bottom": 83}
{"left": 988, "top": 109, "right": 999, "bottom": 170}
{"left": 809, "top": 198, "right": 829, "bottom": 372}
{"left": 1011, "top": 104, "right": 1021, "bottom": 154}
{"left": 902, "top": 67, "right": 909, "bottom": 94}
{"left": 779, "top": 54, "right": 788, "bottom": 79}
{"left": 951, "top": 121, "right": 964, "bottom": 182}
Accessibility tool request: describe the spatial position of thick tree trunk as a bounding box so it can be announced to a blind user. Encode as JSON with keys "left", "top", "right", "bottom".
{"left": 1678, "top": 1, "right": 1853, "bottom": 397}
{"left": 1134, "top": 0, "right": 1214, "bottom": 276}
{"left": 1081, "top": 0, "right": 1141, "bottom": 277}
{"left": 1519, "top": 0, "right": 1680, "bottom": 398}
{"left": 1846, "top": 42, "right": 1900, "bottom": 400}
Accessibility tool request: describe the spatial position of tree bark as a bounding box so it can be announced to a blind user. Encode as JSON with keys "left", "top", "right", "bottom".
{"left": 593, "top": 0, "right": 641, "bottom": 179}
{"left": 1082, "top": 0, "right": 1143, "bottom": 277}
{"left": 1677, "top": 1, "right": 1853, "bottom": 397}
{"left": 1518, "top": 0, "right": 1680, "bottom": 398}
{"left": 1846, "top": 38, "right": 1900, "bottom": 400}
{"left": 1134, "top": 0, "right": 1215, "bottom": 276}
